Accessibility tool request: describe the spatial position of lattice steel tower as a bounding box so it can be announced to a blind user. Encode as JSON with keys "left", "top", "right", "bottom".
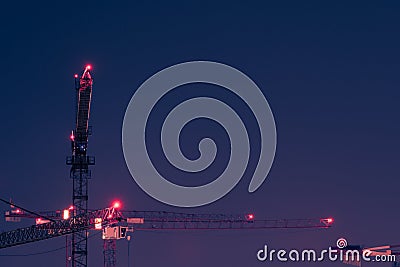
{"left": 66, "top": 65, "right": 95, "bottom": 267}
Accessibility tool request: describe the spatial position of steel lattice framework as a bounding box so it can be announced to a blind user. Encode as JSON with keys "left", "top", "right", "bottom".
{"left": 0, "top": 207, "right": 122, "bottom": 249}
{"left": 120, "top": 211, "right": 332, "bottom": 230}
{"left": 1, "top": 210, "right": 332, "bottom": 249}
{"left": 103, "top": 240, "right": 116, "bottom": 267}
{"left": 66, "top": 65, "right": 94, "bottom": 267}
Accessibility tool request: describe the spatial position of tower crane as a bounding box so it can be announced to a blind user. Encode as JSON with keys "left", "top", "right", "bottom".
{"left": 3, "top": 199, "right": 334, "bottom": 267}
{"left": 1, "top": 65, "right": 335, "bottom": 267}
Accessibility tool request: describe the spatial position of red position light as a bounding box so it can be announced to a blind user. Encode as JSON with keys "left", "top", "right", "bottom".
{"left": 320, "top": 217, "right": 334, "bottom": 226}
{"left": 112, "top": 201, "right": 121, "bottom": 209}
{"left": 74, "top": 74, "right": 78, "bottom": 78}
{"left": 246, "top": 214, "right": 255, "bottom": 220}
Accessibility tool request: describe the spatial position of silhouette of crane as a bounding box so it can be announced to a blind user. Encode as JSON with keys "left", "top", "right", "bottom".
{"left": 3, "top": 199, "right": 334, "bottom": 266}
{"left": 1, "top": 65, "right": 334, "bottom": 267}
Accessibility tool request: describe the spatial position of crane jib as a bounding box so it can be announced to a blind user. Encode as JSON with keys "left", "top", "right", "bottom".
{"left": 75, "top": 71, "right": 93, "bottom": 143}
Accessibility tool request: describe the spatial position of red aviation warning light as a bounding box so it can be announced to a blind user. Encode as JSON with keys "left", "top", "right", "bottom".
{"left": 112, "top": 201, "right": 121, "bottom": 209}
{"left": 74, "top": 74, "right": 78, "bottom": 78}
{"left": 320, "top": 217, "right": 334, "bottom": 227}
{"left": 85, "top": 65, "right": 92, "bottom": 71}
{"left": 246, "top": 214, "right": 255, "bottom": 221}
{"left": 70, "top": 131, "right": 75, "bottom": 141}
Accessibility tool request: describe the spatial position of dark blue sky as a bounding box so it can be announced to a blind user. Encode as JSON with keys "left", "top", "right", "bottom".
{"left": 0, "top": 1, "right": 399, "bottom": 266}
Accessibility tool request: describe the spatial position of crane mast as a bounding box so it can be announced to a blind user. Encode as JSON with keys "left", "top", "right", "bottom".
{"left": 66, "top": 65, "right": 95, "bottom": 267}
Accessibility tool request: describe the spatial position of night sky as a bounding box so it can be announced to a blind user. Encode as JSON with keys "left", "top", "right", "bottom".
{"left": 1, "top": 1, "right": 400, "bottom": 266}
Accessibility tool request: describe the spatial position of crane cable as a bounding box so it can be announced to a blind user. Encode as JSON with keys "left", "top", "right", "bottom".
{"left": 0, "top": 196, "right": 101, "bottom": 257}
{"left": 0, "top": 197, "right": 55, "bottom": 223}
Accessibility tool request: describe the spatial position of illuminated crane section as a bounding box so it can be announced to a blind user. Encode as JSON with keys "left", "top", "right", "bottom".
{"left": 2, "top": 208, "right": 334, "bottom": 250}
{"left": 67, "top": 65, "right": 95, "bottom": 267}
{"left": 3, "top": 201, "right": 334, "bottom": 267}
{"left": 1, "top": 205, "right": 123, "bottom": 249}
{"left": 75, "top": 65, "right": 93, "bottom": 148}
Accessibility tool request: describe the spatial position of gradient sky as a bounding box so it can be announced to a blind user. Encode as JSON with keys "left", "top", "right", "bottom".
{"left": 0, "top": 1, "right": 399, "bottom": 266}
